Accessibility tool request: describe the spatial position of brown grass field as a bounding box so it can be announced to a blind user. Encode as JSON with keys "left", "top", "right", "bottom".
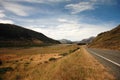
{"left": 0, "top": 44, "right": 115, "bottom": 80}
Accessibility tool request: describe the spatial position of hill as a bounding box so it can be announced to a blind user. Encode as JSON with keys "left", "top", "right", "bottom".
{"left": 88, "top": 25, "right": 120, "bottom": 50}
{"left": 75, "top": 37, "right": 95, "bottom": 44}
{"left": 0, "top": 23, "right": 60, "bottom": 47}
{"left": 79, "top": 37, "right": 95, "bottom": 43}
{"left": 59, "top": 39, "right": 72, "bottom": 44}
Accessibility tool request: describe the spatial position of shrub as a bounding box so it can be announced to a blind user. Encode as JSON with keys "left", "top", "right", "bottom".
{"left": 6, "top": 61, "right": 10, "bottom": 63}
{"left": 0, "top": 67, "right": 14, "bottom": 74}
{"left": 24, "top": 62, "right": 30, "bottom": 67}
{"left": 59, "top": 53, "right": 68, "bottom": 56}
{"left": 0, "top": 60, "right": 2, "bottom": 65}
{"left": 44, "top": 61, "right": 48, "bottom": 63}
{"left": 20, "top": 59, "right": 23, "bottom": 61}
{"left": 30, "top": 58, "right": 33, "bottom": 61}
{"left": 69, "top": 48, "right": 79, "bottom": 53}
{"left": 25, "top": 62, "right": 30, "bottom": 65}
{"left": 15, "top": 60, "right": 19, "bottom": 62}
{"left": 38, "top": 62, "right": 43, "bottom": 65}
{"left": 49, "top": 58, "right": 56, "bottom": 61}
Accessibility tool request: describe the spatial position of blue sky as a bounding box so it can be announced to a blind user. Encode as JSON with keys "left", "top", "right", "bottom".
{"left": 0, "top": 0, "right": 120, "bottom": 41}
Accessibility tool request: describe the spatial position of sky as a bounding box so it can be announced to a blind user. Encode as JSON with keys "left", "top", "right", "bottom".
{"left": 0, "top": 0, "right": 120, "bottom": 41}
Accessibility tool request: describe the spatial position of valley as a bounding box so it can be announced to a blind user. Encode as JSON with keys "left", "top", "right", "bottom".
{"left": 0, "top": 0, "right": 120, "bottom": 80}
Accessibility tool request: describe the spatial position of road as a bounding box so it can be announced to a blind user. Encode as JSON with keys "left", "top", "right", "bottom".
{"left": 86, "top": 48, "right": 120, "bottom": 80}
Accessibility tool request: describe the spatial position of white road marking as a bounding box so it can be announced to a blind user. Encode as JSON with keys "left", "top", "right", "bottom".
{"left": 89, "top": 50, "right": 120, "bottom": 67}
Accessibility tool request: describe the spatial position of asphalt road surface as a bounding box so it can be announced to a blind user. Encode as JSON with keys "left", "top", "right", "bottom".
{"left": 86, "top": 48, "right": 120, "bottom": 80}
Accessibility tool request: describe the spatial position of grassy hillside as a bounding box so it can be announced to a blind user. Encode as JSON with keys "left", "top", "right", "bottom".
{"left": 0, "top": 23, "right": 60, "bottom": 47}
{"left": 88, "top": 25, "right": 120, "bottom": 50}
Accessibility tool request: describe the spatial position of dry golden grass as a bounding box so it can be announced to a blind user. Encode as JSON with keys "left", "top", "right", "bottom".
{"left": 0, "top": 45, "right": 115, "bottom": 80}
{"left": 0, "top": 44, "right": 78, "bottom": 55}
{"left": 27, "top": 46, "right": 114, "bottom": 80}
{"left": 0, "top": 44, "right": 78, "bottom": 80}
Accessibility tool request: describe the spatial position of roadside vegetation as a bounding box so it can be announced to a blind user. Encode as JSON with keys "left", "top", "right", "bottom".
{"left": 29, "top": 46, "right": 114, "bottom": 80}
{"left": 0, "top": 45, "right": 114, "bottom": 80}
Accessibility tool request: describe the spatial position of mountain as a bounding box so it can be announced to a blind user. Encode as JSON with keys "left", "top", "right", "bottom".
{"left": 88, "top": 25, "right": 120, "bottom": 50}
{"left": 79, "top": 37, "right": 95, "bottom": 44}
{"left": 0, "top": 23, "right": 60, "bottom": 47}
{"left": 59, "top": 39, "right": 72, "bottom": 44}
{"left": 73, "top": 37, "right": 95, "bottom": 45}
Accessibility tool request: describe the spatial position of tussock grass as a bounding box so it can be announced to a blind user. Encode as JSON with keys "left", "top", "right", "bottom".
{"left": 0, "top": 45, "right": 114, "bottom": 80}
{"left": 29, "top": 46, "right": 114, "bottom": 80}
{"left": 0, "top": 44, "right": 78, "bottom": 55}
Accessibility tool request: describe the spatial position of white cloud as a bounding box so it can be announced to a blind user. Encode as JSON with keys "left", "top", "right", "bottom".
{"left": 57, "top": 18, "right": 77, "bottom": 24}
{"left": 65, "top": 1, "right": 95, "bottom": 14}
{"left": 0, "top": 10, "right": 14, "bottom": 24}
{"left": 0, "top": 10, "right": 6, "bottom": 18}
{"left": 0, "top": 19, "right": 14, "bottom": 24}
{"left": 65, "top": 0, "right": 116, "bottom": 14}
{"left": 58, "top": 18, "right": 68, "bottom": 23}
{"left": 1, "top": 1, "right": 34, "bottom": 16}
{"left": 26, "top": 18, "right": 114, "bottom": 41}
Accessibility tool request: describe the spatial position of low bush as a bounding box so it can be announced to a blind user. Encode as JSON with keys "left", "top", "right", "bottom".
{"left": 69, "top": 50, "right": 73, "bottom": 53}
{"left": 24, "top": 62, "right": 30, "bottom": 67}
{"left": 59, "top": 53, "right": 68, "bottom": 56}
{"left": 0, "top": 60, "right": 2, "bottom": 65}
{"left": 49, "top": 58, "right": 56, "bottom": 61}
{"left": 69, "top": 48, "right": 79, "bottom": 53}
{"left": 0, "top": 67, "right": 14, "bottom": 74}
{"left": 44, "top": 61, "right": 48, "bottom": 63}
{"left": 30, "top": 58, "right": 33, "bottom": 61}
{"left": 6, "top": 61, "right": 11, "bottom": 63}
{"left": 15, "top": 60, "right": 19, "bottom": 62}
{"left": 25, "top": 62, "right": 30, "bottom": 65}
{"left": 20, "top": 59, "right": 23, "bottom": 61}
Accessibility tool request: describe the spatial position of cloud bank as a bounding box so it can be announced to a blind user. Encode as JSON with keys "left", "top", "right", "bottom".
{"left": 26, "top": 18, "right": 114, "bottom": 41}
